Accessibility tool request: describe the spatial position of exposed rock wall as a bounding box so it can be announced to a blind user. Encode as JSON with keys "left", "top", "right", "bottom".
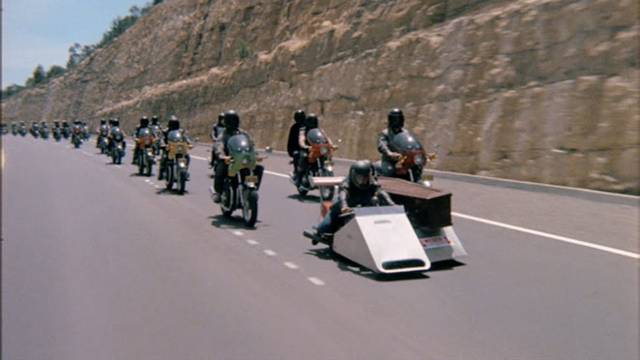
{"left": 2, "top": 0, "right": 638, "bottom": 193}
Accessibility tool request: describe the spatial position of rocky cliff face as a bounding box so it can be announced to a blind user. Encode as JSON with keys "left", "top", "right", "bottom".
{"left": 2, "top": 0, "right": 638, "bottom": 193}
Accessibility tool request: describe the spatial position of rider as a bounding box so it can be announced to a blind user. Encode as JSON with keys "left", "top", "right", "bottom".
{"left": 209, "top": 112, "right": 225, "bottom": 168}
{"left": 305, "top": 160, "right": 395, "bottom": 244}
{"left": 96, "top": 119, "right": 109, "bottom": 146}
{"left": 158, "top": 115, "right": 191, "bottom": 180}
{"left": 132, "top": 116, "right": 151, "bottom": 164}
{"left": 295, "top": 113, "right": 332, "bottom": 185}
{"left": 376, "top": 108, "right": 409, "bottom": 176}
{"left": 212, "top": 110, "right": 254, "bottom": 203}
{"left": 107, "top": 118, "right": 126, "bottom": 151}
{"left": 287, "top": 109, "right": 306, "bottom": 176}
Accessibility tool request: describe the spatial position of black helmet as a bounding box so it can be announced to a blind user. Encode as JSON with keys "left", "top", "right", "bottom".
{"left": 224, "top": 110, "right": 239, "bottom": 131}
{"left": 112, "top": 118, "right": 120, "bottom": 127}
{"left": 217, "top": 112, "right": 225, "bottom": 125}
{"left": 151, "top": 115, "right": 159, "bottom": 125}
{"left": 304, "top": 113, "right": 319, "bottom": 130}
{"left": 294, "top": 109, "right": 306, "bottom": 124}
{"left": 100, "top": 119, "right": 106, "bottom": 125}
{"left": 140, "top": 116, "right": 149, "bottom": 127}
{"left": 349, "top": 160, "right": 373, "bottom": 189}
{"left": 168, "top": 115, "right": 180, "bottom": 130}
{"left": 387, "top": 108, "right": 404, "bottom": 131}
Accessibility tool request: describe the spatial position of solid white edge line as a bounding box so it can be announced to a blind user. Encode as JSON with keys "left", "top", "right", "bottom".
{"left": 452, "top": 212, "right": 640, "bottom": 259}
{"left": 258, "top": 148, "right": 637, "bottom": 200}
{"left": 260, "top": 170, "right": 640, "bottom": 260}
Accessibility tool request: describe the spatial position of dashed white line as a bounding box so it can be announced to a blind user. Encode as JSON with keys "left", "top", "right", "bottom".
{"left": 154, "top": 185, "right": 162, "bottom": 189}
{"left": 246, "top": 239, "right": 259, "bottom": 245}
{"left": 263, "top": 249, "right": 277, "bottom": 257}
{"left": 144, "top": 179, "right": 151, "bottom": 183}
{"left": 191, "top": 155, "right": 208, "bottom": 161}
{"left": 264, "top": 170, "right": 289, "bottom": 179}
{"left": 307, "top": 277, "right": 325, "bottom": 286}
{"left": 232, "top": 230, "right": 244, "bottom": 237}
{"left": 283, "top": 262, "right": 299, "bottom": 270}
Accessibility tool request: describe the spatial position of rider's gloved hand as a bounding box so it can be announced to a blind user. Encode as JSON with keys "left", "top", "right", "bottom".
{"left": 389, "top": 152, "right": 402, "bottom": 161}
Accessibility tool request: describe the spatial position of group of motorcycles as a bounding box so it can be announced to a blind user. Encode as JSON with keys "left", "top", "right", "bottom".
{"left": 6, "top": 120, "right": 91, "bottom": 144}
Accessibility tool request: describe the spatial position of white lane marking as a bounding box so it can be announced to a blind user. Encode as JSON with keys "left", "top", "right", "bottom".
{"left": 262, "top": 169, "right": 639, "bottom": 260}
{"left": 307, "top": 277, "right": 325, "bottom": 286}
{"left": 191, "top": 155, "right": 208, "bottom": 161}
{"left": 264, "top": 249, "right": 277, "bottom": 257}
{"left": 80, "top": 150, "right": 93, "bottom": 157}
{"left": 265, "top": 170, "right": 289, "bottom": 179}
{"left": 246, "top": 239, "right": 259, "bottom": 245}
{"left": 284, "top": 262, "right": 299, "bottom": 270}
{"left": 452, "top": 212, "right": 640, "bottom": 260}
{"left": 115, "top": 165, "right": 122, "bottom": 168}
{"left": 154, "top": 185, "right": 162, "bottom": 189}
{"left": 144, "top": 179, "right": 151, "bottom": 183}
{"left": 232, "top": 230, "right": 244, "bottom": 237}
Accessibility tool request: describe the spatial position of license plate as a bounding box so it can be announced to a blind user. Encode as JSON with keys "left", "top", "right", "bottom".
{"left": 245, "top": 175, "right": 258, "bottom": 184}
{"left": 419, "top": 236, "right": 451, "bottom": 249}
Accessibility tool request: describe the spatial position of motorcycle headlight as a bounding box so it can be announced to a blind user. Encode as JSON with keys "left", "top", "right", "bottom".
{"left": 414, "top": 154, "right": 424, "bottom": 166}
{"left": 242, "top": 158, "right": 249, "bottom": 165}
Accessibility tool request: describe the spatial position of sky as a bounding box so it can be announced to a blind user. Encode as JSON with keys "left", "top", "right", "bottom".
{"left": 2, "top": 0, "right": 149, "bottom": 88}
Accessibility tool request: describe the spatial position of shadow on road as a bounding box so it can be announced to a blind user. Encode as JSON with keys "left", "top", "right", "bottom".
{"left": 155, "top": 188, "right": 189, "bottom": 196}
{"left": 287, "top": 194, "right": 321, "bottom": 204}
{"left": 304, "top": 247, "right": 430, "bottom": 282}
{"left": 208, "top": 214, "right": 260, "bottom": 231}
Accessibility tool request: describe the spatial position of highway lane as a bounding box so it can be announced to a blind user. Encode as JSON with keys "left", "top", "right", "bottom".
{"left": 2, "top": 135, "right": 639, "bottom": 360}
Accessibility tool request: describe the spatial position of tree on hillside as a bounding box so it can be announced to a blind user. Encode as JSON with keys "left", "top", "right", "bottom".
{"left": 67, "top": 43, "right": 82, "bottom": 68}
{"left": 25, "top": 65, "right": 46, "bottom": 86}
{"left": 45, "top": 65, "right": 66, "bottom": 80}
{"left": 1, "top": 84, "right": 25, "bottom": 99}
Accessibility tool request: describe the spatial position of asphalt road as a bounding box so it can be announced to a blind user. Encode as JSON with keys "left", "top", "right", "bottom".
{"left": 2, "top": 135, "right": 638, "bottom": 360}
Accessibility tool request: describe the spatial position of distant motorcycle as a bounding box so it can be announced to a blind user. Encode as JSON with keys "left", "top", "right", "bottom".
{"left": 40, "top": 126, "right": 50, "bottom": 140}
{"left": 110, "top": 129, "right": 126, "bottom": 164}
{"left": 292, "top": 128, "right": 337, "bottom": 200}
{"left": 212, "top": 133, "right": 263, "bottom": 227}
{"left": 53, "top": 127, "right": 62, "bottom": 142}
{"left": 162, "top": 130, "right": 191, "bottom": 194}
{"left": 97, "top": 135, "right": 109, "bottom": 154}
{"left": 150, "top": 124, "right": 162, "bottom": 156}
{"left": 30, "top": 124, "right": 40, "bottom": 138}
{"left": 62, "top": 126, "right": 71, "bottom": 139}
{"left": 135, "top": 128, "right": 156, "bottom": 176}
{"left": 18, "top": 124, "right": 27, "bottom": 136}
{"left": 71, "top": 126, "right": 83, "bottom": 148}
{"left": 11, "top": 123, "right": 18, "bottom": 136}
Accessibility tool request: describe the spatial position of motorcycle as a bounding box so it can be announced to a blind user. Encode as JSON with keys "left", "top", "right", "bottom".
{"left": 11, "top": 124, "right": 18, "bottom": 136}
{"left": 376, "top": 131, "right": 435, "bottom": 184}
{"left": 135, "top": 128, "right": 156, "bottom": 176}
{"left": 292, "top": 128, "right": 337, "bottom": 199}
{"left": 211, "top": 133, "right": 263, "bottom": 227}
{"left": 71, "top": 127, "right": 83, "bottom": 148}
{"left": 18, "top": 124, "right": 27, "bottom": 136}
{"left": 30, "top": 124, "right": 40, "bottom": 138}
{"left": 110, "top": 129, "right": 126, "bottom": 164}
{"left": 53, "top": 127, "right": 62, "bottom": 142}
{"left": 40, "top": 126, "right": 50, "bottom": 140}
{"left": 62, "top": 126, "right": 71, "bottom": 139}
{"left": 97, "top": 134, "right": 109, "bottom": 154}
{"left": 150, "top": 124, "right": 162, "bottom": 156}
{"left": 82, "top": 125, "right": 91, "bottom": 141}
{"left": 163, "top": 130, "right": 191, "bottom": 194}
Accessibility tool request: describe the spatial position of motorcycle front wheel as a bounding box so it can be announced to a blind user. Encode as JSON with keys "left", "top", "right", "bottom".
{"left": 178, "top": 170, "right": 187, "bottom": 195}
{"left": 243, "top": 189, "right": 259, "bottom": 227}
{"left": 166, "top": 165, "right": 174, "bottom": 190}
